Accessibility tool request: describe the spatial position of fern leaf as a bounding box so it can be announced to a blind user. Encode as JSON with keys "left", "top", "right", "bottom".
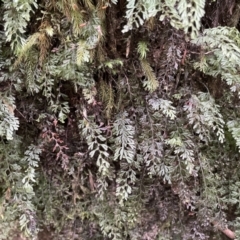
{"left": 14, "top": 33, "right": 41, "bottom": 67}
{"left": 137, "top": 41, "right": 148, "bottom": 59}
{"left": 140, "top": 60, "right": 159, "bottom": 92}
{"left": 76, "top": 40, "right": 90, "bottom": 66}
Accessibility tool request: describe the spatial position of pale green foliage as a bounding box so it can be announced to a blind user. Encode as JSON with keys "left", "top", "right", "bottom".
{"left": 3, "top": 0, "right": 38, "bottom": 51}
{"left": 113, "top": 111, "right": 136, "bottom": 163}
{"left": 113, "top": 112, "right": 137, "bottom": 205}
{"left": 99, "top": 59, "right": 123, "bottom": 70}
{"left": 184, "top": 92, "right": 225, "bottom": 143}
{"left": 0, "top": 139, "right": 23, "bottom": 240}
{"left": 0, "top": 141, "right": 41, "bottom": 239}
{"left": 79, "top": 117, "right": 112, "bottom": 201}
{"left": 137, "top": 41, "right": 149, "bottom": 60}
{"left": 141, "top": 60, "right": 159, "bottom": 92}
{"left": 198, "top": 153, "right": 224, "bottom": 217}
{"left": 21, "top": 145, "right": 41, "bottom": 191}
{"left": 160, "top": 0, "right": 206, "bottom": 38}
{"left": 142, "top": 139, "right": 172, "bottom": 183}
{"left": 19, "top": 145, "right": 41, "bottom": 236}
{"left": 15, "top": 33, "right": 41, "bottom": 65}
{"left": 56, "top": 0, "right": 84, "bottom": 37}
{"left": 2, "top": 0, "right": 240, "bottom": 239}
{"left": 234, "top": 217, "right": 240, "bottom": 240}
{"left": 75, "top": 12, "right": 102, "bottom": 65}
{"left": 227, "top": 120, "right": 240, "bottom": 152}
{"left": 96, "top": 198, "right": 140, "bottom": 240}
{"left": 148, "top": 97, "right": 176, "bottom": 120}
{"left": 167, "top": 132, "right": 195, "bottom": 175}
{"left": 192, "top": 27, "right": 240, "bottom": 93}
{"left": 76, "top": 40, "right": 91, "bottom": 66}
{"left": 123, "top": 0, "right": 205, "bottom": 38}
{"left": 0, "top": 93, "right": 19, "bottom": 140}
{"left": 123, "top": 0, "right": 159, "bottom": 32}
{"left": 50, "top": 101, "right": 70, "bottom": 123}
{"left": 79, "top": 118, "right": 111, "bottom": 177}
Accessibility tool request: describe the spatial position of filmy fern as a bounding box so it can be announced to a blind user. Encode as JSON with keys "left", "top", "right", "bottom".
{"left": 166, "top": 131, "right": 195, "bottom": 175}
{"left": 137, "top": 41, "right": 149, "bottom": 60}
{"left": 160, "top": 0, "right": 206, "bottom": 38}
{"left": 2, "top": 0, "right": 240, "bottom": 239}
{"left": 19, "top": 145, "right": 41, "bottom": 237}
{"left": 148, "top": 97, "right": 177, "bottom": 120}
{"left": 141, "top": 60, "right": 159, "bottom": 92}
{"left": 113, "top": 111, "right": 137, "bottom": 206}
{"left": 79, "top": 118, "right": 111, "bottom": 177}
{"left": 0, "top": 93, "right": 19, "bottom": 140}
{"left": 184, "top": 92, "right": 225, "bottom": 143}
{"left": 123, "top": 0, "right": 205, "bottom": 38}
{"left": 3, "top": 0, "right": 38, "bottom": 51}
{"left": 192, "top": 27, "right": 240, "bottom": 93}
{"left": 122, "top": 0, "right": 159, "bottom": 33}
{"left": 227, "top": 120, "right": 240, "bottom": 152}
{"left": 76, "top": 40, "right": 91, "bottom": 66}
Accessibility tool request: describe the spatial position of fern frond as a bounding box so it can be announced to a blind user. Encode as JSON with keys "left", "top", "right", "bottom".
{"left": 25, "top": 49, "right": 41, "bottom": 94}
{"left": 57, "top": 0, "right": 85, "bottom": 36}
{"left": 122, "top": 0, "right": 159, "bottom": 33}
{"left": 0, "top": 93, "right": 19, "bottom": 140}
{"left": 184, "top": 92, "right": 225, "bottom": 143}
{"left": 192, "top": 27, "right": 240, "bottom": 94}
{"left": 14, "top": 33, "right": 41, "bottom": 67}
{"left": 123, "top": 0, "right": 205, "bottom": 38}
{"left": 140, "top": 60, "right": 159, "bottom": 92}
{"left": 148, "top": 97, "right": 176, "bottom": 120}
{"left": 3, "top": 0, "right": 38, "bottom": 51}
{"left": 161, "top": 0, "right": 205, "bottom": 38}
{"left": 227, "top": 120, "right": 240, "bottom": 152}
{"left": 137, "top": 41, "right": 149, "bottom": 59}
{"left": 76, "top": 40, "right": 90, "bottom": 66}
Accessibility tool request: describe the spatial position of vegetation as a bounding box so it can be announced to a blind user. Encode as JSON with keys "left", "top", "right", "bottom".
{"left": 0, "top": 0, "right": 240, "bottom": 239}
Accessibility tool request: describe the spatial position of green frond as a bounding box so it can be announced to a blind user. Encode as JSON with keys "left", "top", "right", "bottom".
{"left": 25, "top": 49, "right": 41, "bottom": 94}
{"left": 3, "top": 0, "right": 38, "bottom": 51}
{"left": 2, "top": 0, "right": 240, "bottom": 239}
{"left": 14, "top": 33, "right": 41, "bottom": 67}
{"left": 162, "top": 0, "right": 206, "bottom": 38}
{"left": 137, "top": 41, "right": 149, "bottom": 59}
{"left": 227, "top": 120, "right": 240, "bottom": 152}
{"left": 0, "top": 93, "right": 19, "bottom": 140}
{"left": 140, "top": 60, "right": 159, "bottom": 92}
{"left": 148, "top": 97, "right": 176, "bottom": 120}
{"left": 123, "top": 0, "right": 205, "bottom": 38}
{"left": 76, "top": 40, "right": 91, "bottom": 66}
{"left": 57, "top": 0, "right": 85, "bottom": 36}
{"left": 192, "top": 26, "right": 240, "bottom": 94}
